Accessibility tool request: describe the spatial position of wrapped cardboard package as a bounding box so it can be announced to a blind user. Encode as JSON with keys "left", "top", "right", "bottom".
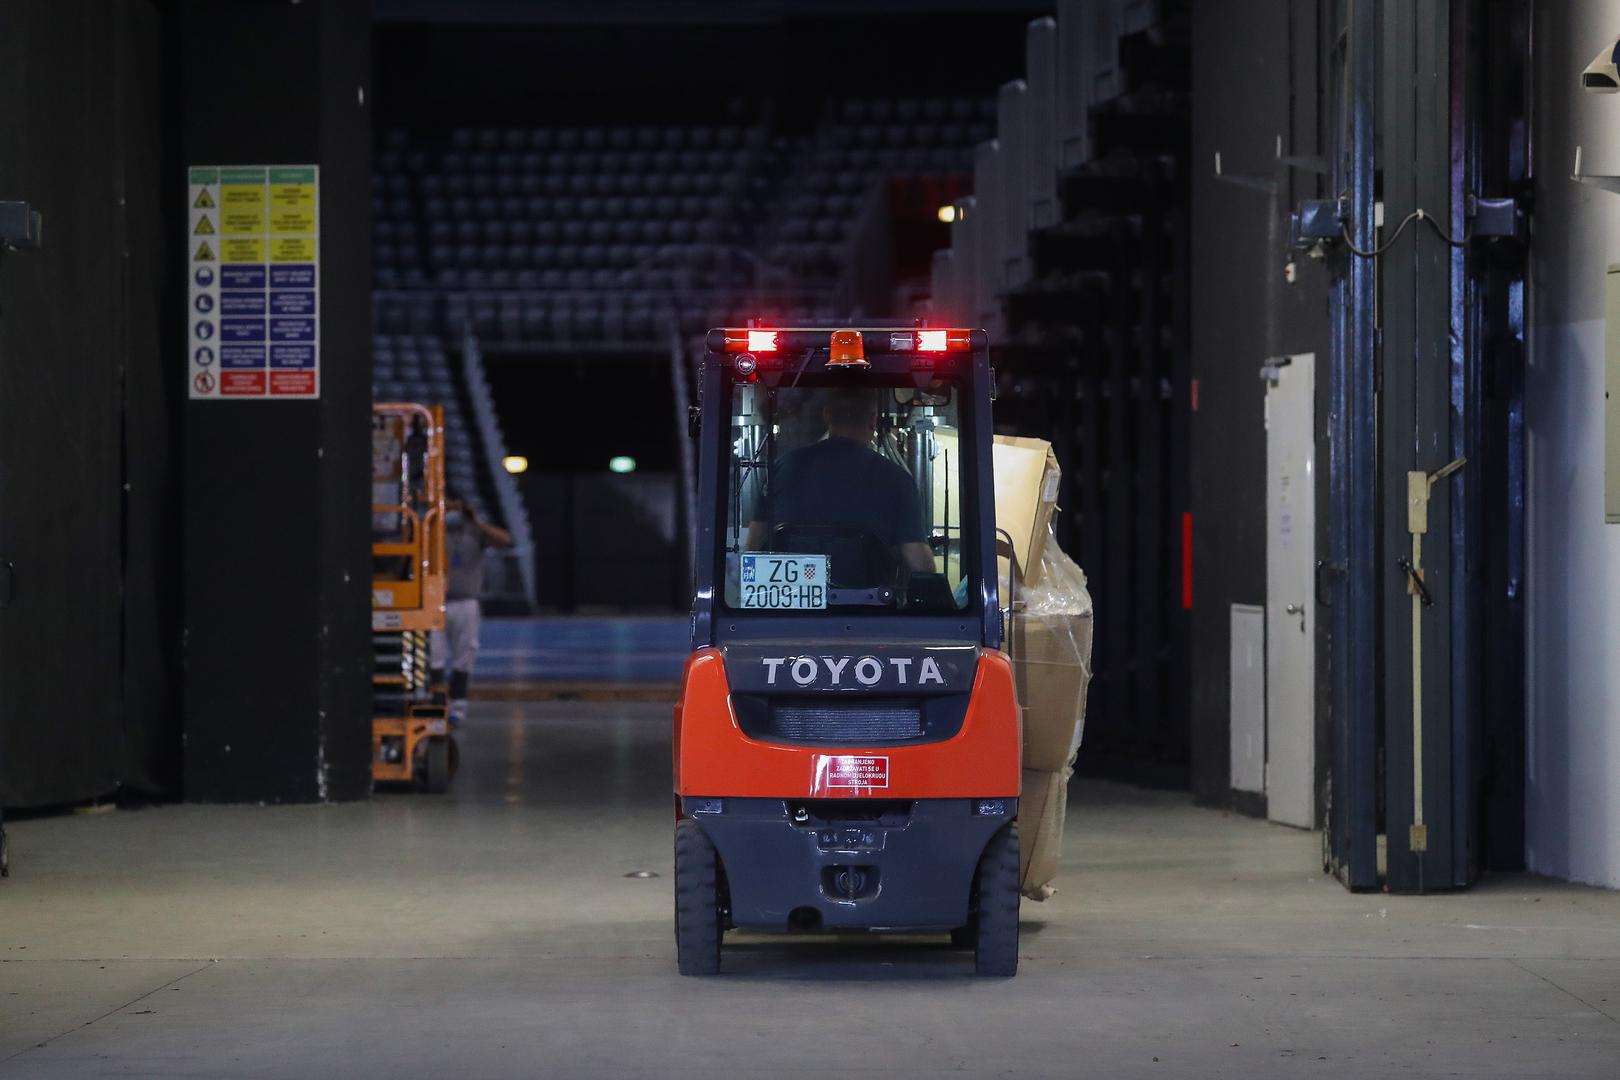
{"left": 991, "top": 435, "right": 1062, "bottom": 586}
{"left": 1011, "top": 533, "right": 1093, "bottom": 900}
{"left": 1019, "top": 767, "right": 1070, "bottom": 901}
{"left": 1013, "top": 539, "right": 1094, "bottom": 773}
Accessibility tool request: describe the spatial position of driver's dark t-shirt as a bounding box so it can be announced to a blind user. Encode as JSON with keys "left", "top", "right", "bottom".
{"left": 757, "top": 436, "right": 926, "bottom": 547}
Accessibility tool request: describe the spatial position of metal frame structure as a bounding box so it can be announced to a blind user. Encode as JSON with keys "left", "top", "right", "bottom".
{"left": 370, "top": 402, "right": 454, "bottom": 790}
{"left": 1318, "top": 0, "right": 1530, "bottom": 890}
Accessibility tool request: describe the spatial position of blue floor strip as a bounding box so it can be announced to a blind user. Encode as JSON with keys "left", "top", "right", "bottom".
{"left": 474, "top": 615, "right": 689, "bottom": 684}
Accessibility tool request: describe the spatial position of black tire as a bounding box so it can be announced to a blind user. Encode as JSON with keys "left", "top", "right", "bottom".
{"left": 0, "top": 826, "right": 9, "bottom": 878}
{"left": 972, "top": 824, "right": 1020, "bottom": 977}
{"left": 674, "top": 820, "right": 722, "bottom": 976}
{"left": 949, "top": 923, "right": 974, "bottom": 948}
{"left": 424, "top": 737, "right": 450, "bottom": 794}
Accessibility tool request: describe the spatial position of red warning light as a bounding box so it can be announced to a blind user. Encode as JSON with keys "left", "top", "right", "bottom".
{"left": 747, "top": 330, "right": 778, "bottom": 352}
{"left": 916, "top": 330, "right": 948, "bottom": 352}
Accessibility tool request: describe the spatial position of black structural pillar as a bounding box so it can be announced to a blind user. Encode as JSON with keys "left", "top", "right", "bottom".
{"left": 179, "top": 1, "right": 373, "bottom": 802}
{"left": 1325, "top": 0, "right": 1380, "bottom": 890}
{"left": 1379, "top": 0, "right": 1480, "bottom": 892}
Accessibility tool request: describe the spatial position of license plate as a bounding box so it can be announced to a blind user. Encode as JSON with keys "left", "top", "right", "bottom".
{"left": 739, "top": 553, "right": 828, "bottom": 610}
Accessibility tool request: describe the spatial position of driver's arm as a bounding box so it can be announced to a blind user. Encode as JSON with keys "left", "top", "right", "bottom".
{"left": 900, "top": 541, "right": 936, "bottom": 574}
{"left": 896, "top": 472, "right": 935, "bottom": 573}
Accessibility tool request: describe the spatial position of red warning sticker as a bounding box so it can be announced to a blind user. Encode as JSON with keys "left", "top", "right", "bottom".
{"left": 819, "top": 755, "right": 890, "bottom": 789}
{"left": 270, "top": 370, "right": 316, "bottom": 396}
{"left": 220, "top": 370, "right": 266, "bottom": 396}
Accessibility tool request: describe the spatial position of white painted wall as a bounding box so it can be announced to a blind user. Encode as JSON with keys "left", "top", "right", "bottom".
{"left": 1527, "top": 1, "right": 1620, "bottom": 888}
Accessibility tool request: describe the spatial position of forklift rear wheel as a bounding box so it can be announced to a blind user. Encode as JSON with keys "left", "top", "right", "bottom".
{"left": 972, "top": 823, "right": 1020, "bottom": 977}
{"left": 424, "top": 737, "right": 451, "bottom": 794}
{"left": 674, "top": 820, "right": 722, "bottom": 976}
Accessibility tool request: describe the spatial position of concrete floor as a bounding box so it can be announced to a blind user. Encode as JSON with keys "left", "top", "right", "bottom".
{"left": 2, "top": 703, "right": 1618, "bottom": 1079}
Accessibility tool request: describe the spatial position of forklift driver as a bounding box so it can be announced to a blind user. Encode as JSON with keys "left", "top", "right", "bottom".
{"left": 744, "top": 387, "right": 936, "bottom": 576}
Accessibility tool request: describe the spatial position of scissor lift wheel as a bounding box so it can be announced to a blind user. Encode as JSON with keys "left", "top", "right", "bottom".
{"left": 420, "top": 736, "right": 452, "bottom": 794}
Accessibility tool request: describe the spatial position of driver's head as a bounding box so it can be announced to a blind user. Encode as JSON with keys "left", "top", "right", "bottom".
{"left": 823, "top": 388, "right": 879, "bottom": 444}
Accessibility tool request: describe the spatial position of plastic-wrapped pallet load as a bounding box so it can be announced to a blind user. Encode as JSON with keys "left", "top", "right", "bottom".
{"left": 990, "top": 435, "right": 1062, "bottom": 586}
{"left": 1011, "top": 531, "right": 1093, "bottom": 901}
{"left": 987, "top": 433, "right": 1094, "bottom": 898}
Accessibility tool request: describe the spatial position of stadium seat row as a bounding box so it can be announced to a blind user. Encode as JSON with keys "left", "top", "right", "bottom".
{"left": 426, "top": 124, "right": 757, "bottom": 153}
{"left": 416, "top": 148, "right": 758, "bottom": 177}
{"left": 823, "top": 123, "right": 994, "bottom": 150}
{"left": 377, "top": 170, "right": 750, "bottom": 200}
{"left": 835, "top": 97, "right": 998, "bottom": 124}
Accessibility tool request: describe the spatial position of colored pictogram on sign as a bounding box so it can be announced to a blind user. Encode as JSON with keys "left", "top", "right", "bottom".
{"left": 194, "top": 370, "right": 215, "bottom": 394}
{"left": 193, "top": 241, "right": 215, "bottom": 261}
{"left": 193, "top": 188, "right": 216, "bottom": 209}
{"left": 193, "top": 215, "right": 215, "bottom": 235}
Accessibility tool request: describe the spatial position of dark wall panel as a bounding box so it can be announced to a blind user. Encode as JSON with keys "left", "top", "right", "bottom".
{"left": 120, "top": 0, "right": 185, "bottom": 797}
{"left": 0, "top": 0, "right": 177, "bottom": 808}
{"left": 1187, "top": 0, "right": 1330, "bottom": 807}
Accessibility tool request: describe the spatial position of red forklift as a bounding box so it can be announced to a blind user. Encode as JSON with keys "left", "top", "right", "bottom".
{"left": 673, "top": 326, "right": 1021, "bottom": 976}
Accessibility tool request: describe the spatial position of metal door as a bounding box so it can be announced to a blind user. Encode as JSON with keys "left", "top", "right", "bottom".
{"left": 1265, "top": 353, "right": 1316, "bottom": 828}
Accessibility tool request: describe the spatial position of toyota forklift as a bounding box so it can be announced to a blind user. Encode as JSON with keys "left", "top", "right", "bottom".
{"left": 673, "top": 326, "right": 1021, "bottom": 976}
{"left": 371, "top": 402, "right": 456, "bottom": 792}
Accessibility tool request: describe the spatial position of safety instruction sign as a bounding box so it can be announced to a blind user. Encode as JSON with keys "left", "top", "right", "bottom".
{"left": 816, "top": 754, "right": 891, "bottom": 790}
{"left": 188, "top": 165, "right": 319, "bottom": 399}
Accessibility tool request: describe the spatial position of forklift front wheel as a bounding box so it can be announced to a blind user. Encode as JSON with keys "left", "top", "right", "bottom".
{"left": 424, "top": 737, "right": 451, "bottom": 794}
{"left": 674, "top": 820, "right": 723, "bottom": 976}
{"left": 972, "top": 823, "right": 1020, "bottom": 977}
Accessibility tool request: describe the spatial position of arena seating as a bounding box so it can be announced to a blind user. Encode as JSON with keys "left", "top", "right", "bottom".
{"left": 757, "top": 98, "right": 993, "bottom": 299}
{"left": 369, "top": 100, "right": 997, "bottom": 603}
{"left": 370, "top": 100, "right": 994, "bottom": 348}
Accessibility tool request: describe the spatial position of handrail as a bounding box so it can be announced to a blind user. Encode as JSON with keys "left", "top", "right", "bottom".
{"left": 372, "top": 503, "right": 422, "bottom": 561}
{"left": 995, "top": 529, "right": 1022, "bottom": 662}
{"left": 420, "top": 504, "right": 444, "bottom": 579}
{"left": 373, "top": 401, "right": 443, "bottom": 506}
{"left": 460, "top": 326, "right": 537, "bottom": 609}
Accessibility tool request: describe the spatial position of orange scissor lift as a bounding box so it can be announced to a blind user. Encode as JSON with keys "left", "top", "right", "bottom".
{"left": 371, "top": 402, "right": 456, "bottom": 792}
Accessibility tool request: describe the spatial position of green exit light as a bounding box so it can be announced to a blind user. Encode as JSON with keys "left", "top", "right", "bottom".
{"left": 609, "top": 456, "right": 637, "bottom": 474}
